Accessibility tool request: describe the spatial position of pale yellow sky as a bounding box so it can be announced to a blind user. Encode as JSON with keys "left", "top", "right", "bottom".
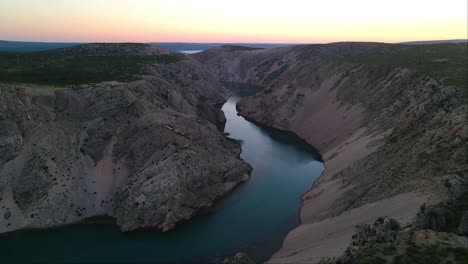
{"left": 0, "top": 0, "right": 466, "bottom": 43}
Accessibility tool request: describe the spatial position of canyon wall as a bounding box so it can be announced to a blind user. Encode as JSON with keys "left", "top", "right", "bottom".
{"left": 195, "top": 43, "right": 467, "bottom": 263}
{"left": 0, "top": 44, "right": 251, "bottom": 234}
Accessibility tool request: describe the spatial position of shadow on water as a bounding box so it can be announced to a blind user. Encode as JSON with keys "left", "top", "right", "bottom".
{"left": 257, "top": 126, "right": 323, "bottom": 162}
{"left": 0, "top": 88, "right": 324, "bottom": 264}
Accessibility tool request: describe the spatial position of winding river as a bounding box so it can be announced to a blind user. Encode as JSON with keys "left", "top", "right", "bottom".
{"left": 0, "top": 93, "right": 323, "bottom": 263}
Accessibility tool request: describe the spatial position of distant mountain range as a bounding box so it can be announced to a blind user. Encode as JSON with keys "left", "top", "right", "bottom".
{"left": 1, "top": 39, "right": 466, "bottom": 52}
{"left": 0, "top": 41, "right": 82, "bottom": 52}
{"left": 0, "top": 40, "right": 293, "bottom": 52}
{"left": 147, "top": 42, "right": 293, "bottom": 51}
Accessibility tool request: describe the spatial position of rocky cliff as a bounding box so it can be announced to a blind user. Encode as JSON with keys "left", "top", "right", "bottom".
{"left": 0, "top": 43, "right": 251, "bottom": 234}
{"left": 195, "top": 42, "right": 467, "bottom": 263}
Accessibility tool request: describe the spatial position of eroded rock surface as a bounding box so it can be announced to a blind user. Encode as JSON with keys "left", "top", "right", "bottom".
{"left": 0, "top": 44, "right": 251, "bottom": 233}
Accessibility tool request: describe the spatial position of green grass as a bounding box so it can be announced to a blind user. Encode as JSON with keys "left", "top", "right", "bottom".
{"left": 0, "top": 51, "right": 184, "bottom": 86}
{"left": 337, "top": 43, "right": 467, "bottom": 88}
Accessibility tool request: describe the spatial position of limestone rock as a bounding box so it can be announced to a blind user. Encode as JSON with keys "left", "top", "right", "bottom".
{"left": 223, "top": 252, "right": 255, "bottom": 264}
{"left": 351, "top": 217, "right": 401, "bottom": 247}
{"left": 446, "top": 175, "right": 466, "bottom": 200}
{"left": 415, "top": 203, "right": 450, "bottom": 232}
{"left": 458, "top": 211, "right": 468, "bottom": 236}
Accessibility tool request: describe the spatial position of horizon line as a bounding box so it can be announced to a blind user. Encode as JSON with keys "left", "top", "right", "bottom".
{"left": 1, "top": 38, "right": 467, "bottom": 45}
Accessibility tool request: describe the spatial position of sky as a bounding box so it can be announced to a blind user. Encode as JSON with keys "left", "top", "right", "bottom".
{"left": 0, "top": 0, "right": 466, "bottom": 43}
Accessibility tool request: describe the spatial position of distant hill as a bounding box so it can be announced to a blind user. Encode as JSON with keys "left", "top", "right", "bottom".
{"left": 0, "top": 43, "right": 184, "bottom": 86}
{"left": 0, "top": 40, "right": 293, "bottom": 52}
{"left": 147, "top": 42, "right": 294, "bottom": 51}
{"left": 45, "top": 43, "right": 169, "bottom": 56}
{"left": 2, "top": 39, "right": 465, "bottom": 53}
{"left": 0, "top": 40, "right": 81, "bottom": 52}
{"left": 401, "top": 39, "right": 467, "bottom": 45}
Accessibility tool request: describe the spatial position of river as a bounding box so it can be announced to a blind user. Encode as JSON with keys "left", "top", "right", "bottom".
{"left": 0, "top": 93, "right": 323, "bottom": 263}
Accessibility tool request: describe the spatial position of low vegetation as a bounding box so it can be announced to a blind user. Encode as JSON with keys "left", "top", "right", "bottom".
{"left": 337, "top": 43, "right": 467, "bottom": 88}
{"left": 0, "top": 50, "right": 184, "bottom": 86}
{"left": 321, "top": 218, "right": 468, "bottom": 264}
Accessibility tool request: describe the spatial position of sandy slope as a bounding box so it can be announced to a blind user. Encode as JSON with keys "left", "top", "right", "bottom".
{"left": 267, "top": 129, "right": 437, "bottom": 263}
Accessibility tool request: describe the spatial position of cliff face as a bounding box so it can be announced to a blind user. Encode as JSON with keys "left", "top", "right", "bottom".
{"left": 193, "top": 43, "right": 382, "bottom": 88}
{"left": 0, "top": 44, "right": 251, "bottom": 234}
{"left": 195, "top": 43, "right": 467, "bottom": 263}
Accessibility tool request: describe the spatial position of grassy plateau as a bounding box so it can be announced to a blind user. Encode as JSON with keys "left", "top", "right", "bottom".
{"left": 0, "top": 46, "right": 184, "bottom": 86}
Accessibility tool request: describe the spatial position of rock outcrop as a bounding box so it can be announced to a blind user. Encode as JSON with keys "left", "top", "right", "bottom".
{"left": 0, "top": 44, "right": 251, "bottom": 234}
{"left": 415, "top": 176, "right": 468, "bottom": 235}
{"left": 351, "top": 217, "right": 402, "bottom": 247}
{"left": 223, "top": 252, "right": 256, "bottom": 264}
{"left": 459, "top": 212, "right": 468, "bottom": 237}
{"left": 322, "top": 218, "right": 468, "bottom": 264}
{"left": 195, "top": 42, "right": 467, "bottom": 263}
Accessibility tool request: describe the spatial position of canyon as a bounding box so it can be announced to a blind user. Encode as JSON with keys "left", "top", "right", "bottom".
{"left": 0, "top": 42, "right": 466, "bottom": 263}
{"left": 194, "top": 42, "right": 467, "bottom": 263}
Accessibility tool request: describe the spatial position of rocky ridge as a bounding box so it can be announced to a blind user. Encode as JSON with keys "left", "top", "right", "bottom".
{"left": 45, "top": 42, "right": 169, "bottom": 56}
{"left": 0, "top": 44, "right": 251, "bottom": 234}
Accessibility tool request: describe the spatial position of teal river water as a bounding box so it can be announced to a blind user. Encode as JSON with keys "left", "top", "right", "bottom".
{"left": 0, "top": 94, "right": 323, "bottom": 263}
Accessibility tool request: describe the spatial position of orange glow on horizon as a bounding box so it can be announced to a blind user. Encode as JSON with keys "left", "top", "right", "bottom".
{"left": 0, "top": 0, "right": 466, "bottom": 43}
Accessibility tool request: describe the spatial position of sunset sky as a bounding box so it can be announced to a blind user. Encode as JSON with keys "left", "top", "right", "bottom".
{"left": 1, "top": 0, "right": 466, "bottom": 43}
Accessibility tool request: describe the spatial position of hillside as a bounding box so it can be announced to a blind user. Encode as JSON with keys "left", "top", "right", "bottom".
{"left": 0, "top": 40, "right": 81, "bottom": 52}
{"left": 194, "top": 42, "right": 468, "bottom": 263}
{"left": 0, "top": 43, "right": 251, "bottom": 234}
{"left": 0, "top": 43, "right": 185, "bottom": 86}
{"left": 0, "top": 40, "right": 294, "bottom": 52}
